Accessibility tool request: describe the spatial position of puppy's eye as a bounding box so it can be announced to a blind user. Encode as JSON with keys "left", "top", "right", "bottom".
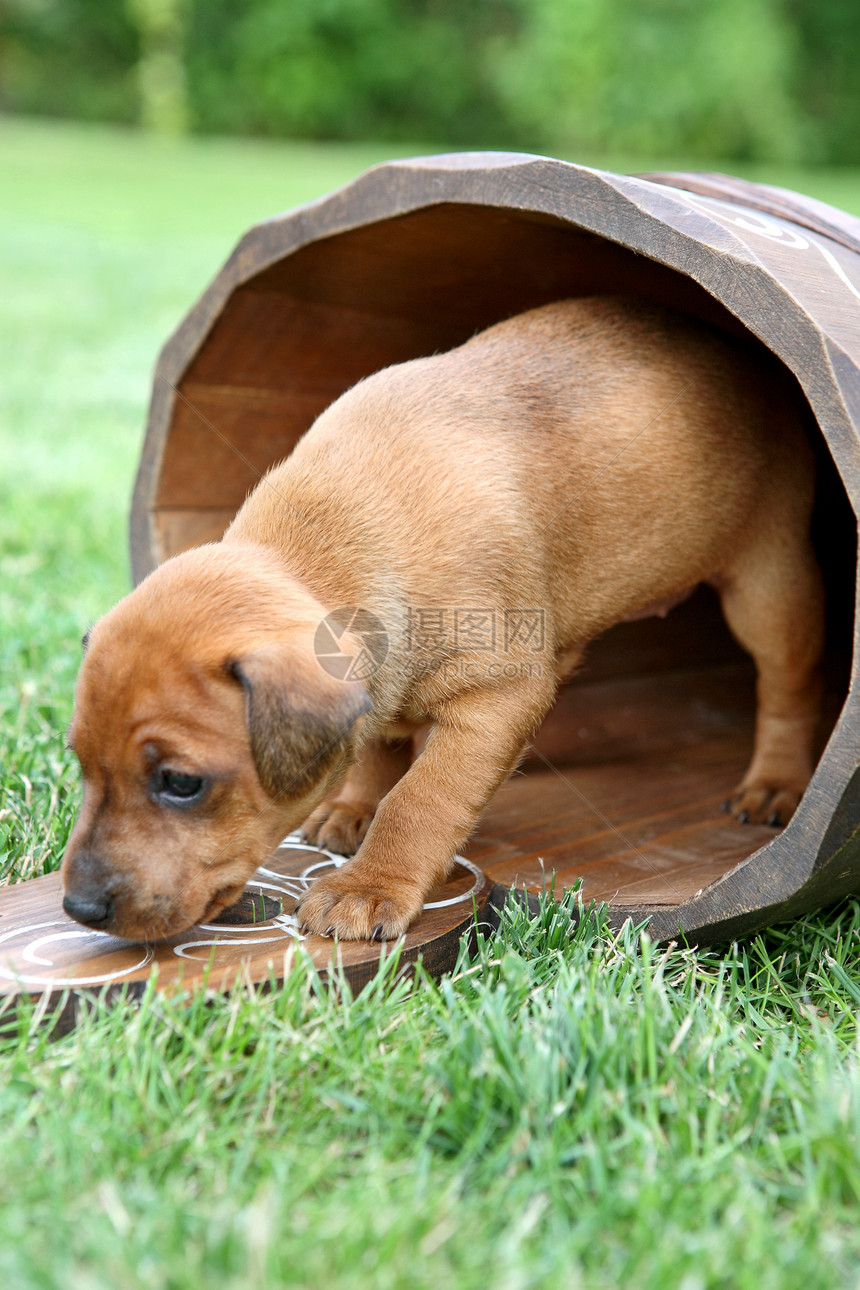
{"left": 159, "top": 769, "right": 206, "bottom": 803}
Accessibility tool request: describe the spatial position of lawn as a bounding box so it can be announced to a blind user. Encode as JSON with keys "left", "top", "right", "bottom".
{"left": 3, "top": 114, "right": 860, "bottom": 1288}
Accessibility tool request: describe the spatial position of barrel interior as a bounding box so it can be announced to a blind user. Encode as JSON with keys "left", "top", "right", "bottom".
{"left": 154, "top": 201, "right": 855, "bottom": 909}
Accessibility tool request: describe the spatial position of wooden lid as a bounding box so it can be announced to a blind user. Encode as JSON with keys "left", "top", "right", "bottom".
{"left": 0, "top": 836, "right": 491, "bottom": 1031}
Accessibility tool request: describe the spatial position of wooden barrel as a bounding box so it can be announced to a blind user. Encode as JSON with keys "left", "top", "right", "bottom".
{"left": 131, "top": 153, "right": 860, "bottom": 947}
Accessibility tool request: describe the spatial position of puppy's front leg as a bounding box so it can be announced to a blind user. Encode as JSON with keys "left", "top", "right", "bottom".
{"left": 299, "top": 737, "right": 414, "bottom": 856}
{"left": 297, "top": 678, "right": 554, "bottom": 940}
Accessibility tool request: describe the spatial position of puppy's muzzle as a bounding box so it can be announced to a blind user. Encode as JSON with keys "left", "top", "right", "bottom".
{"left": 63, "top": 851, "right": 123, "bottom": 931}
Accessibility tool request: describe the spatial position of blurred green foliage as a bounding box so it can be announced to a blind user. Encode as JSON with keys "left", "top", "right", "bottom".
{"left": 0, "top": 0, "right": 857, "bottom": 163}
{"left": 0, "top": 0, "right": 138, "bottom": 125}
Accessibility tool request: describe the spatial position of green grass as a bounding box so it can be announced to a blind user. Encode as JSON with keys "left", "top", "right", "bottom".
{"left": 4, "top": 114, "right": 860, "bottom": 1287}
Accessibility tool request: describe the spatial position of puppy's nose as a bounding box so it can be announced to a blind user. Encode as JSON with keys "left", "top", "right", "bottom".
{"left": 63, "top": 890, "right": 114, "bottom": 929}
{"left": 62, "top": 850, "right": 120, "bottom": 930}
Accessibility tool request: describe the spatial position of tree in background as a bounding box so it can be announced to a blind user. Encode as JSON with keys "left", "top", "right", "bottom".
{"left": 0, "top": 0, "right": 855, "bottom": 164}
{"left": 127, "top": 0, "right": 188, "bottom": 136}
{"left": 0, "top": 0, "right": 138, "bottom": 125}
{"left": 183, "top": 0, "right": 515, "bottom": 144}
{"left": 493, "top": 0, "right": 805, "bottom": 161}
{"left": 786, "top": 0, "right": 860, "bottom": 165}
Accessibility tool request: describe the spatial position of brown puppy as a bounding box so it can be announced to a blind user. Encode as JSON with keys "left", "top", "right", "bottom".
{"left": 63, "top": 297, "right": 824, "bottom": 942}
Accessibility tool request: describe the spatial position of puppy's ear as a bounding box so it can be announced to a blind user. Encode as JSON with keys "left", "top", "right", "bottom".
{"left": 228, "top": 645, "right": 371, "bottom": 799}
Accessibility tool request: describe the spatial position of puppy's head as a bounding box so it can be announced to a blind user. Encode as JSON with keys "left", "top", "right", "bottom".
{"left": 62, "top": 543, "right": 371, "bottom": 941}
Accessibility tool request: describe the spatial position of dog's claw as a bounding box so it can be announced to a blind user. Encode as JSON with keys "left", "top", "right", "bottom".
{"left": 720, "top": 798, "right": 732, "bottom": 814}
{"left": 738, "top": 809, "right": 750, "bottom": 825}
{"left": 767, "top": 810, "right": 781, "bottom": 827}
{"left": 371, "top": 924, "right": 384, "bottom": 942}
{"left": 324, "top": 925, "right": 335, "bottom": 938}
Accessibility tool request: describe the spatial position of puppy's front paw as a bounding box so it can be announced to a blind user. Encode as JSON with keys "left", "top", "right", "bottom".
{"left": 725, "top": 782, "right": 803, "bottom": 828}
{"left": 297, "top": 867, "right": 424, "bottom": 941}
{"left": 300, "top": 800, "right": 376, "bottom": 856}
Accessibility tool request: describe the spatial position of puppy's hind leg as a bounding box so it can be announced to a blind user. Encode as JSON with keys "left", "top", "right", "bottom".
{"left": 300, "top": 737, "right": 414, "bottom": 855}
{"left": 715, "top": 529, "right": 824, "bottom": 827}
